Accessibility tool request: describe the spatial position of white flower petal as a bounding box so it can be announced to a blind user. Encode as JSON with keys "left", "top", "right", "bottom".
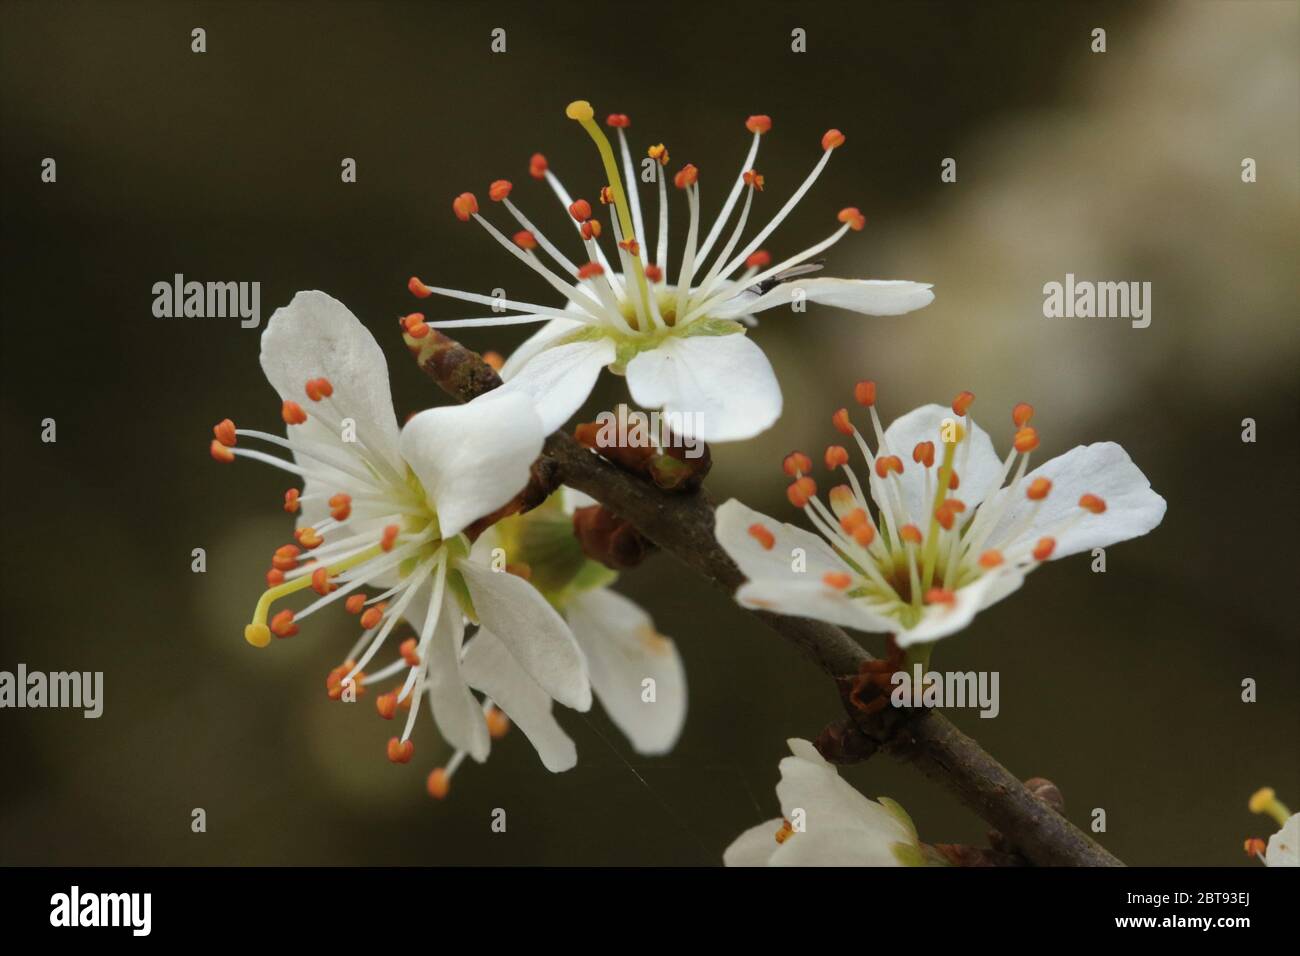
{"left": 882, "top": 404, "right": 1005, "bottom": 524}
{"left": 769, "top": 827, "right": 907, "bottom": 866}
{"left": 775, "top": 742, "right": 911, "bottom": 842}
{"left": 625, "top": 333, "right": 782, "bottom": 443}
{"left": 717, "top": 278, "right": 934, "bottom": 318}
{"left": 399, "top": 391, "right": 546, "bottom": 539}
{"left": 496, "top": 336, "right": 616, "bottom": 434}
{"left": 421, "top": 601, "right": 491, "bottom": 762}
{"left": 565, "top": 589, "right": 687, "bottom": 755}
{"left": 716, "top": 499, "right": 895, "bottom": 632}
{"left": 462, "top": 628, "right": 577, "bottom": 773}
{"left": 455, "top": 558, "right": 592, "bottom": 712}
{"left": 722, "top": 819, "right": 783, "bottom": 867}
{"left": 895, "top": 566, "right": 1026, "bottom": 648}
{"left": 259, "top": 290, "right": 405, "bottom": 474}
{"left": 1265, "top": 813, "right": 1299, "bottom": 867}
{"left": 499, "top": 317, "right": 585, "bottom": 380}
{"left": 982, "top": 442, "right": 1167, "bottom": 560}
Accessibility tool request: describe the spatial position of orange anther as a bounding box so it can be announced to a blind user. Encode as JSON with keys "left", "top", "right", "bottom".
{"left": 605, "top": 113, "right": 630, "bottom": 128}
{"left": 482, "top": 350, "right": 504, "bottom": 371}
{"left": 952, "top": 391, "right": 975, "bottom": 416}
{"left": 823, "top": 571, "right": 852, "bottom": 590}
{"left": 528, "top": 152, "right": 548, "bottom": 179}
{"left": 648, "top": 144, "right": 669, "bottom": 165}
{"left": 376, "top": 692, "right": 397, "bottom": 720}
{"left": 821, "top": 128, "right": 846, "bottom": 151}
{"left": 618, "top": 238, "right": 640, "bottom": 257}
{"left": 569, "top": 199, "right": 592, "bottom": 221}
{"left": 281, "top": 400, "right": 307, "bottom": 426}
{"left": 325, "top": 660, "right": 361, "bottom": 698}
{"left": 745, "top": 250, "right": 771, "bottom": 270}
{"left": 213, "top": 418, "right": 237, "bottom": 447}
{"left": 310, "top": 566, "right": 334, "bottom": 596}
{"left": 1014, "top": 427, "right": 1040, "bottom": 453}
{"left": 836, "top": 206, "right": 865, "bottom": 231}
{"left": 832, "top": 407, "right": 854, "bottom": 436}
{"left": 742, "top": 169, "right": 765, "bottom": 191}
{"left": 387, "top": 737, "right": 414, "bottom": 764}
{"left": 912, "top": 441, "right": 935, "bottom": 467}
{"left": 924, "top": 587, "right": 957, "bottom": 606}
{"left": 400, "top": 637, "right": 420, "bottom": 666}
{"left": 486, "top": 706, "right": 511, "bottom": 738}
{"left": 824, "top": 445, "right": 849, "bottom": 470}
{"left": 345, "top": 594, "right": 367, "bottom": 615}
{"left": 329, "top": 492, "right": 352, "bottom": 521}
{"left": 452, "top": 192, "right": 479, "bottom": 222}
{"left": 488, "top": 179, "right": 513, "bottom": 201}
{"left": 854, "top": 380, "right": 877, "bottom": 407}
{"left": 264, "top": 565, "right": 286, "bottom": 586}
{"left": 747, "top": 524, "right": 776, "bottom": 550}
{"left": 786, "top": 476, "right": 817, "bottom": 508}
{"left": 839, "top": 508, "right": 868, "bottom": 533}
{"left": 674, "top": 164, "right": 699, "bottom": 189}
{"left": 936, "top": 499, "right": 969, "bottom": 530}
{"left": 782, "top": 451, "right": 812, "bottom": 477}
{"left": 580, "top": 220, "right": 602, "bottom": 240}
{"left": 401, "top": 312, "right": 429, "bottom": 339}
{"left": 599, "top": 186, "right": 613, "bottom": 205}
{"left": 875, "top": 455, "right": 903, "bottom": 479}
{"left": 360, "top": 604, "right": 386, "bottom": 629}
{"left": 408, "top": 276, "right": 433, "bottom": 298}
{"left": 852, "top": 523, "right": 876, "bottom": 548}
{"left": 1027, "top": 477, "right": 1052, "bottom": 501}
{"left": 380, "top": 524, "right": 400, "bottom": 551}
{"left": 899, "top": 524, "right": 922, "bottom": 544}
{"left": 1032, "top": 537, "right": 1056, "bottom": 561}
{"left": 310, "top": 377, "right": 334, "bottom": 400}
{"left": 512, "top": 230, "right": 538, "bottom": 250}
{"left": 270, "top": 609, "right": 298, "bottom": 638}
{"left": 209, "top": 439, "right": 235, "bottom": 463}
{"left": 1079, "top": 493, "right": 1107, "bottom": 514}
{"left": 427, "top": 768, "right": 450, "bottom": 799}
{"left": 295, "top": 526, "right": 323, "bottom": 549}
{"left": 1012, "top": 402, "right": 1034, "bottom": 427}
{"left": 576, "top": 262, "right": 605, "bottom": 280}
{"left": 745, "top": 114, "right": 772, "bottom": 135}
{"left": 978, "top": 550, "right": 1004, "bottom": 568}
{"left": 948, "top": 470, "right": 960, "bottom": 490}
{"left": 1243, "top": 837, "right": 1267, "bottom": 858}
{"left": 644, "top": 264, "right": 663, "bottom": 282}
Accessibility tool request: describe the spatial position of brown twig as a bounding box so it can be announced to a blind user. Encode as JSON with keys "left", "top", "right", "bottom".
{"left": 403, "top": 325, "right": 1124, "bottom": 867}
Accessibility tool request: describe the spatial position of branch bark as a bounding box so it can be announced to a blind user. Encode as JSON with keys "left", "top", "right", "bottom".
{"left": 405, "top": 327, "right": 1123, "bottom": 867}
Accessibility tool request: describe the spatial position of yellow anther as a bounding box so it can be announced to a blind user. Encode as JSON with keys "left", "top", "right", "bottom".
{"left": 244, "top": 623, "right": 271, "bottom": 648}
{"left": 1249, "top": 787, "right": 1292, "bottom": 827}
{"left": 565, "top": 100, "right": 595, "bottom": 122}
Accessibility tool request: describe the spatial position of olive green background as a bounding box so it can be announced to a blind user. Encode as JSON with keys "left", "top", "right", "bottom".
{"left": 1, "top": 0, "right": 1296, "bottom": 865}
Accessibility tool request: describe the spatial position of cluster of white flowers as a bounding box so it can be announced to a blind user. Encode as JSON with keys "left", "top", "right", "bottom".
{"left": 210, "top": 103, "right": 1189, "bottom": 864}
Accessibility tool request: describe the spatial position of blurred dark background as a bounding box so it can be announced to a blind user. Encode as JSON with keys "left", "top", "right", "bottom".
{"left": 2, "top": 0, "right": 1296, "bottom": 866}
